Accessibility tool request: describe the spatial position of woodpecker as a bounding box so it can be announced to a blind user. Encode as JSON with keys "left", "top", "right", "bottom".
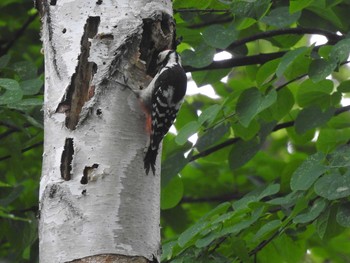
{"left": 133, "top": 50, "right": 187, "bottom": 175}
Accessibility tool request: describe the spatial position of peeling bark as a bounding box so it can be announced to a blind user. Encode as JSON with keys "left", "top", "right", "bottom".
{"left": 39, "top": 0, "right": 174, "bottom": 262}
{"left": 57, "top": 16, "right": 100, "bottom": 130}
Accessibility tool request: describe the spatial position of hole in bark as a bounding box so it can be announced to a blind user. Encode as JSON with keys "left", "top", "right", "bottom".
{"left": 96, "top": 108, "right": 102, "bottom": 116}
{"left": 96, "top": 0, "right": 102, "bottom": 4}
{"left": 82, "top": 189, "right": 87, "bottom": 195}
{"left": 62, "top": 28, "right": 67, "bottom": 33}
{"left": 139, "top": 13, "right": 175, "bottom": 76}
{"left": 81, "top": 164, "right": 99, "bottom": 184}
{"left": 60, "top": 138, "right": 74, "bottom": 181}
{"left": 50, "top": 0, "right": 57, "bottom": 5}
{"left": 56, "top": 16, "right": 100, "bottom": 130}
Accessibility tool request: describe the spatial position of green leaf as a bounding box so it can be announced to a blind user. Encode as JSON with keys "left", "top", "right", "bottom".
{"left": 270, "top": 87, "right": 294, "bottom": 120}
{"left": 290, "top": 152, "right": 326, "bottom": 191}
{"left": 0, "top": 89, "right": 23, "bottom": 105}
{"left": 196, "top": 122, "right": 230, "bottom": 152}
{"left": 0, "top": 54, "right": 11, "bottom": 68}
{"left": 276, "top": 47, "right": 308, "bottom": 78}
{"left": 308, "top": 59, "right": 337, "bottom": 82}
{"left": 336, "top": 203, "right": 350, "bottom": 227}
{"left": 337, "top": 79, "right": 350, "bottom": 93}
{"left": 161, "top": 150, "right": 188, "bottom": 187}
{"left": 293, "top": 198, "right": 327, "bottom": 224}
{"left": 192, "top": 69, "right": 230, "bottom": 87}
{"left": 314, "top": 171, "right": 350, "bottom": 200}
{"left": 230, "top": 0, "right": 270, "bottom": 19}
{"left": 330, "top": 38, "right": 350, "bottom": 63}
{"left": 0, "top": 186, "right": 23, "bottom": 206}
{"left": 0, "top": 78, "right": 20, "bottom": 90}
{"left": 253, "top": 219, "right": 281, "bottom": 242}
{"left": 181, "top": 45, "right": 216, "bottom": 68}
{"left": 297, "top": 79, "right": 334, "bottom": 108}
{"left": 178, "top": 202, "right": 231, "bottom": 247}
{"left": 0, "top": 181, "right": 11, "bottom": 187}
{"left": 233, "top": 184, "right": 280, "bottom": 211}
{"left": 259, "top": 183, "right": 280, "bottom": 199}
{"left": 267, "top": 191, "right": 303, "bottom": 206}
{"left": 290, "top": 0, "right": 314, "bottom": 13}
{"left": 202, "top": 24, "right": 238, "bottom": 49}
{"left": 261, "top": 7, "right": 301, "bottom": 28}
{"left": 256, "top": 59, "right": 279, "bottom": 86}
{"left": 175, "top": 121, "right": 200, "bottom": 145}
{"left": 236, "top": 88, "right": 276, "bottom": 127}
{"left": 229, "top": 137, "right": 260, "bottom": 170}
{"left": 11, "top": 61, "right": 37, "bottom": 80}
{"left": 232, "top": 119, "right": 260, "bottom": 141}
{"left": 161, "top": 175, "right": 184, "bottom": 210}
{"left": 316, "top": 206, "right": 344, "bottom": 240}
{"left": 20, "top": 78, "right": 43, "bottom": 95}
{"left": 231, "top": 238, "right": 251, "bottom": 263}
{"left": 8, "top": 98, "right": 43, "bottom": 107}
{"left": 198, "top": 104, "right": 222, "bottom": 125}
{"left": 317, "top": 128, "right": 350, "bottom": 153}
{"left": 316, "top": 208, "right": 330, "bottom": 239}
{"left": 294, "top": 106, "right": 335, "bottom": 134}
{"left": 219, "top": 206, "right": 264, "bottom": 236}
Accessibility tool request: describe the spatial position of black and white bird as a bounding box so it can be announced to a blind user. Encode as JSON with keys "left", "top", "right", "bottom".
{"left": 132, "top": 50, "right": 187, "bottom": 175}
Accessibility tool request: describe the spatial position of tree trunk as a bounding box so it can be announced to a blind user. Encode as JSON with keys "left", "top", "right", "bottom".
{"left": 38, "top": 1, "right": 175, "bottom": 262}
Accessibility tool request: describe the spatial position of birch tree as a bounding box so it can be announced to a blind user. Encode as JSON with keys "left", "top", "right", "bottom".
{"left": 37, "top": 0, "right": 175, "bottom": 262}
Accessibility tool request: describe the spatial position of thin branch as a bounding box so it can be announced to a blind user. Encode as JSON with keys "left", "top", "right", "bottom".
{"left": 188, "top": 15, "right": 233, "bottom": 29}
{"left": 0, "top": 141, "right": 43, "bottom": 162}
{"left": 190, "top": 137, "right": 239, "bottom": 161}
{"left": 180, "top": 192, "right": 244, "bottom": 204}
{"left": 0, "top": 123, "right": 32, "bottom": 140}
{"left": 228, "top": 28, "right": 343, "bottom": 51}
{"left": 184, "top": 51, "right": 286, "bottom": 72}
{"left": 0, "top": 13, "right": 38, "bottom": 56}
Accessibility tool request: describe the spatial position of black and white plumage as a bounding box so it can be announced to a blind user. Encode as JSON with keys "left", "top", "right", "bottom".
{"left": 137, "top": 50, "right": 187, "bottom": 175}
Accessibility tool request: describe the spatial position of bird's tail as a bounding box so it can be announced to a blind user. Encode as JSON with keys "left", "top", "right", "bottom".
{"left": 144, "top": 146, "right": 158, "bottom": 175}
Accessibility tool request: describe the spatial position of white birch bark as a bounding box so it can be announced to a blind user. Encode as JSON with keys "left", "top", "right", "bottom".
{"left": 38, "top": 0, "right": 174, "bottom": 262}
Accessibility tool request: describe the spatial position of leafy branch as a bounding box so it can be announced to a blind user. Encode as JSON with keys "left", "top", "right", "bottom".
{"left": 184, "top": 27, "right": 345, "bottom": 72}
{"left": 190, "top": 105, "right": 350, "bottom": 162}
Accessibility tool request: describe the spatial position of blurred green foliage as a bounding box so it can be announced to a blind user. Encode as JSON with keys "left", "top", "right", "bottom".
{"left": 0, "top": 0, "right": 43, "bottom": 262}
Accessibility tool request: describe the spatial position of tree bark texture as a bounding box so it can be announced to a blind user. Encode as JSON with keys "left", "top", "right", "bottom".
{"left": 38, "top": 0, "right": 175, "bottom": 262}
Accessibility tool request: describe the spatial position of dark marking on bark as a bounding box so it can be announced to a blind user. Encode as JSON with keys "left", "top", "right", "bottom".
{"left": 60, "top": 138, "right": 74, "bottom": 181}
{"left": 36, "top": 0, "right": 60, "bottom": 78}
{"left": 139, "top": 12, "right": 176, "bottom": 76}
{"left": 96, "top": 108, "right": 102, "bottom": 116}
{"left": 49, "top": 184, "right": 58, "bottom": 198}
{"left": 82, "top": 189, "right": 87, "bottom": 195}
{"left": 81, "top": 164, "right": 99, "bottom": 184}
{"left": 62, "top": 28, "right": 67, "bottom": 33}
{"left": 57, "top": 16, "right": 100, "bottom": 130}
{"left": 96, "top": 0, "right": 103, "bottom": 5}
{"left": 50, "top": 0, "right": 57, "bottom": 5}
